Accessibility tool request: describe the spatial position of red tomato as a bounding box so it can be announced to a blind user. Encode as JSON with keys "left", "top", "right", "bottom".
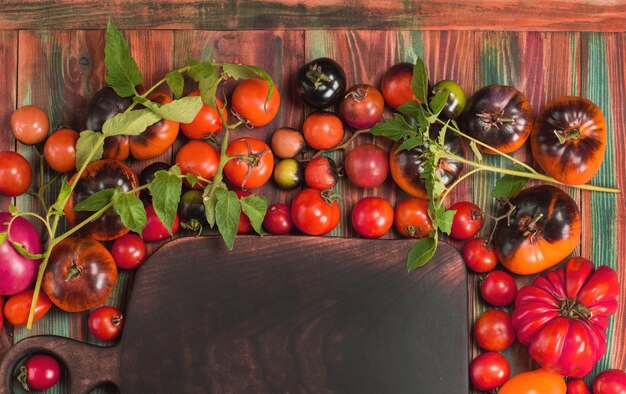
{"left": 291, "top": 188, "right": 340, "bottom": 236}
{"left": 111, "top": 234, "right": 147, "bottom": 270}
{"left": 142, "top": 204, "right": 180, "bottom": 242}
{"left": 224, "top": 137, "right": 274, "bottom": 189}
{"left": 102, "top": 135, "right": 130, "bottom": 161}
{"left": 20, "top": 354, "right": 61, "bottom": 391}
{"left": 351, "top": 197, "right": 394, "bottom": 239}
{"left": 394, "top": 198, "right": 433, "bottom": 238}
{"left": 262, "top": 203, "right": 292, "bottom": 235}
{"left": 499, "top": 368, "right": 566, "bottom": 394}
{"left": 469, "top": 352, "right": 510, "bottom": 391}
{"left": 462, "top": 237, "right": 498, "bottom": 273}
{"left": 592, "top": 369, "right": 626, "bottom": 394}
{"left": 88, "top": 305, "right": 124, "bottom": 341}
{"left": 474, "top": 310, "right": 516, "bottom": 351}
{"left": 339, "top": 84, "right": 384, "bottom": 129}
{"left": 380, "top": 63, "right": 419, "bottom": 109}
{"left": 10, "top": 105, "right": 49, "bottom": 145}
{"left": 449, "top": 201, "right": 483, "bottom": 240}
{"left": 344, "top": 144, "right": 389, "bottom": 188}
{"left": 0, "top": 151, "right": 32, "bottom": 197}
{"left": 231, "top": 78, "right": 280, "bottom": 127}
{"left": 44, "top": 128, "right": 79, "bottom": 173}
{"left": 129, "top": 92, "right": 180, "bottom": 160}
{"left": 304, "top": 156, "right": 338, "bottom": 190}
{"left": 481, "top": 270, "right": 517, "bottom": 307}
{"left": 567, "top": 378, "right": 591, "bottom": 394}
{"left": 180, "top": 92, "right": 226, "bottom": 139}
{"left": 4, "top": 290, "right": 52, "bottom": 326}
{"left": 175, "top": 140, "right": 220, "bottom": 189}
{"left": 234, "top": 189, "right": 253, "bottom": 234}
{"left": 302, "top": 111, "right": 344, "bottom": 150}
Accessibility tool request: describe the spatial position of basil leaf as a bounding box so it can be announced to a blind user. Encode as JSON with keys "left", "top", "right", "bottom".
{"left": 75, "top": 130, "right": 104, "bottom": 170}
{"left": 492, "top": 164, "right": 531, "bottom": 198}
{"left": 102, "top": 109, "right": 161, "bottom": 136}
{"left": 112, "top": 191, "right": 147, "bottom": 235}
{"left": 411, "top": 58, "right": 429, "bottom": 105}
{"left": 166, "top": 70, "right": 185, "bottom": 99}
{"left": 134, "top": 96, "right": 203, "bottom": 123}
{"left": 74, "top": 188, "right": 115, "bottom": 212}
{"left": 240, "top": 194, "right": 268, "bottom": 235}
{"left": 407, "top": 236, "right": 437, "bottom": 271}
{"left": 215, "top": 188, "right": 240, "bottom": 250}
{"left": 148, "top": 170, "right": 182, "bottom": 235}
{"left": 428, "top": 90, "right": 449, "bottom": 118}
{"left": 104, "top": 19, "right": 142, "bottom": 97}
{"left": 10, "top": 240, "right": 45, "bottom": 260}
{"left": 370, "top": 113, "right": 415, "bottom": 141}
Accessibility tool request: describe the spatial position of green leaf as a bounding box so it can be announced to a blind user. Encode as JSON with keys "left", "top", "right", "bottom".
{"left": 407, "top": 236, "right": 437, "bottom": 271}
{"left": 102, "top": 109, "right": 161, "bottom": 136}
{"left": 202, "top": 184, "right": 219, "bottom": 228}
{"left": 10, "top": 240, "right": 45, "bottom": 260}
{"left": 74, "top": 188, "right": 115, "bottom": 212}
{"left": 394, "top": 135, "right": 423, "bottom": 153}
{"left": 199, "top": 75, "right": 222, "bottom": 110}
{"left": 434, "top": 208, "right": 456, "bottom": 235}
{"left": 438, "top": 120, "right": 449, "bottom": 146}
{"left": 186, "top": 57, "right": 216, "bottom": 82}
{"left": 104, "top": 19, "right": 142, "bottom": 97}
{"left": 215, "top": 188, "right": 240, "bottom": 250}
{"left": 411, "top": 58, "right": 429, "bottom": 105}
{"left": 8, "top": 203, "right": 17, "bottom": 215}
{"left": 469, "top": 140, "right": 483, "bottom": 162}
{"left": 75, "top": 130, "right": 104, "bottom": 170}
{"left": 186, "top": 174, "right": 199, "bottom": 188}
{"left": 133, "top": 96, "right": 203, "bottom": 123}
{"left": 397, "top": 101, "right": 424, "bottom": 123}
{"left": 112, "top": 191, "right": 147, "bottom": 235}
{"left": 148, "top": 170, "right": 183, "bottom": 235}
{"left": 370, "top": 113, "right": 415, "bottom": 141}
{"left": 240, "top": 194, "right": 268, "bottom": 235}
{"left": 51, "top": 178, "right": 71, "bottom": 215}
{"left": 166, "top": 70, "right": 185, "bottom": 99}
{"left": 492, "top": 164, "right": 531, "bottom": 198}
{"left": 428, "top": 90, "right": 449, "bottom": 118}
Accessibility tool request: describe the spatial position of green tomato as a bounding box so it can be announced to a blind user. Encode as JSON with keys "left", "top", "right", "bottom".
{"left": 273, "top": 158, "right": 303, "bottom": 190}
{"left": 431, "top": 80, "right": 467, "bottom": 120}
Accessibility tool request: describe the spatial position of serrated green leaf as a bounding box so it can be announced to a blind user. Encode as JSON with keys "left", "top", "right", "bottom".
{"left": 104, "top": 19, "right": 142, "bottom": 97}
{"left": 434, "top": 208, "right": 456, "bottom": 235}
{"left": 112, "top": 191, "right": 146, "bottom": 235}
{"left": 187, "top": 58, "right": 216, "bottom": 82}
{"left": 370, "top": 114, "right": 415, "bottom": 141}
{"left": 411, "top": 58, "right": 429, "bottom": 105}
{"left": 428, "top": 90, "right": 449, "bottom": 118}
{"left": 134, "top": 96, "right": 203, "bottom": 123}
{"left": 240, "top": 194, "right": 268, "bottom": 235}
{"left": 10, "top": 240, "right": 45, "bottom": 260}
{"left": 148, "top": 170, "right": 182, "bottom": 235}
{"left": 469, "top": 141, "right": 483, "bottom": 162}
{"left": 407, "top": 236, "right": 437, "bottom": 271}
{"left": 74, "top": 188, "right": 115, "bottom": 212}
{"left": 75, "top": 130, "right": 104, "bottom": 170}
{"left": 102, "top": 109, "right": 161, "bottom": 136}
{"left": 492, "top": 164, "right": 531, "bottom": 198}
{"left": 203, "top": 184, "right": 219, "bottom": 228}
{"left": 397, "top": 101, "right": 424, "bottom": 123}
{"left": 215, "top": 188, "right": 240, "bottom": 250}
{"left": 186, "top": 174, "right": 199, "bottom": 188}
{"left": 394, "top": 135, "right": 423, "bottom": 153}
{"left": 199, "top": 75, "right": 221, "bottom": 109}
{"left": 438, "top": 120, "right": 449, "bottom": 146}
{"left": 51, "top": 178, "right": 72, "bottom": 215}
{"left": 8, "top": 203, "right": 17, "bottom": 215}
{"left": 166, "top": 70, "right": 185, "bottom": 99}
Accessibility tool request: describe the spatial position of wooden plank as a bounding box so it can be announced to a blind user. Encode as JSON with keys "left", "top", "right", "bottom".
{"left": 1, "top": 1, "right": 626, "bottom": 31}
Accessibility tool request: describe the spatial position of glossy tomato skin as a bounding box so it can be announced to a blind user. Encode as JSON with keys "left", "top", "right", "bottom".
{"left": 567, "top": 379, "right": 591, "bottom": 394}
{"left": 512, "top": 257, "right": 619, "bottom": 378}
{"left": 0, "top": 212, "right": 42, "bottom": 296}
{"left": 593, "top": 369, "right": 626, "bottom": 394}
{"left": 262, "top": 203, "right": 292, "bottom": 235}
{"left": 180, "top": 92, "right": 226, "bottom": 139}
{"left": 111, "top": 234, "right": 147, "bottom": 270}
{"left": 64, "top": 159, "right": 139, "bottom": 241}
{"left": 43, "top": 237, "right": 117, "bottom": 312}
{"left": 531, "top": 96, "right": 606, "bottom": 185}
{"left": 142, "top": 204, "right": 179, "bottom": 242}
{"left": 139, "top": 161, "right": 171, "bottom": 203}
{"left": 178, "top": 189, "right": 207, "bottom": 227}
{"left": 175, "top": 141, "right": 220, "bottom": 189}
{"left": 22, "top": 354, "right": 61, "bottom": 391}
{"left": 474, "top": 309, "right": 515, "bottom": 351}
{"left": 302, "top": 111, "right": 344, "bottom": 150}
{"left": 44, "top": 128, "right": 79, "bottom": 173}
{"left": 493, "top": 185, "right": 580, "bottom": 275}
{"left": 89, "top": 306, "right": 124, "bottom": 341}
{"left": 231, "top": 78, "right": 280, "bottom": 127}
{"left": 0, "top": 151, "right": 32, "bottom": 197}
{"left": 469, "top": 352, "right": 510, "bottom": 391}
{"left": 462, "top": 237, "right": 498, "bottom": 273}
{"left": 481, "top": 270, "right": 517, "bottom": 307}
{"left": 380, "top": 63, "right": 419, "bottom": 109}
{"left": 130, "top": 93, "right": 180, "bottom": 160}
{"left": 224, "top": 137, "right": 274, "bottom": 189}
{"left": 339, "top": 84, "right": 384, "bottom": 129}
{"left": 102, "top": 135, "right": 130, "bottom": 161}
{"left": 304, "top": 156, "right": 337, "bottom": 190}
{"left": 431, "top": 80, "right": 467, "bottom": 120}
{"left": 394, "top": 198, "right": 433, "bottom": 238}
{"left": 273, "top": 159, "right": 303, "bottom": 190}
{"left": 4, "top": 290, "right": 52, "bottom": 326}
{"left": 499, "top": 368, "right": 566, "bottom": 394}
{"left": 345, "top": 144, "right": 389, "bottom": 189}
{"left": 11, "top": 105, "right": 49, "bottom": 145}
{"left": 351, "top": 197, "right": 394, "bottom": 239}
{"left": 291, "top": 188, "right": 340, "bottom": 236}
{"left": 271, "top": 127, "right": 305, "bottom": 159}
{"left": 295, "top": 57, "right": 346, "bottom": 109}
{"left": 0, "top": 297, "right": 3, "bottom": 330}
{"left": 85, "top": 86, "right": 132, "bottom": 132}
{"left": 462, "top": 85, "right": 534, "bottom": 154}
{"left": 449, "top": 201, "right": 483, "bottom": 240}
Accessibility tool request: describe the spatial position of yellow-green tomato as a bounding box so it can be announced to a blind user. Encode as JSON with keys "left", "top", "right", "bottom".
{"left": 273, "top": 159, "right": 303, "bottom": 190}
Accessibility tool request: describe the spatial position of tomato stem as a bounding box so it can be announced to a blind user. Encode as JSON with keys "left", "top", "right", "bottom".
{"left": 312, "top": 128, "right": 371, "bottom": 158}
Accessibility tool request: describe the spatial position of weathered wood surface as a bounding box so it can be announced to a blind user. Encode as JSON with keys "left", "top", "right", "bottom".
{"left": 1, "top": 1, "right": 626, "bottom": 31}
{"left": 0, "top": 28, "right": 624, "bottom": 393}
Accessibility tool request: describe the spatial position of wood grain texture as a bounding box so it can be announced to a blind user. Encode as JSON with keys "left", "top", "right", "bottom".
{"left": 1, "top": 1, "right": 626, "bottom": 31}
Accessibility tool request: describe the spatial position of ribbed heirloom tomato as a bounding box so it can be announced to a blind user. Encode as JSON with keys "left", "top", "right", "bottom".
{"left": 224, "top": 137, "right": 274, "bottom": 189}
{"left": 231, "top": 78, "right": 280, "bottom": 127}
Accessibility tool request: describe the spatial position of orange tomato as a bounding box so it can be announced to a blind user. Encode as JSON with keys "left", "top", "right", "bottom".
{"left": 499, "top": 368, "right": 566, "bottom": 394}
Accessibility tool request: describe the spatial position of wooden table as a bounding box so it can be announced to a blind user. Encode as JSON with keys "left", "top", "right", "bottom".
{"left": 1, "top": 2, "right": 625, "bottom": 393}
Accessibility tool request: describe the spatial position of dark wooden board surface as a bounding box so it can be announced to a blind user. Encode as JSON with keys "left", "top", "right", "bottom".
{"left": 0, "top": 236, "right": 468, "bottom": 393}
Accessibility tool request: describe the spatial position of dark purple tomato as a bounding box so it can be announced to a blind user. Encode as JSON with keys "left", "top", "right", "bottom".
{"left": 139, "top": 161, "right": 171, "bottom": 203}
{"left": 295, "top": 57, "right": 346, "bottom": 109}
{"left": 345, "top": 144, "right": 389, "bottom": 188}
{"left": 85, "top": 86, "right": 132, "bottom": 131}
{"left": 431, "top": 80, "right": 467, "bottom": 120}
{"left": 262, "top": 203, "right": 293, "bottom": 235}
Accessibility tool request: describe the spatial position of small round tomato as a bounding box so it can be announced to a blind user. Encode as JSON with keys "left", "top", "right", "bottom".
{"left": 304, "top": 156, "right": 338, "bottom": 190}
{"left": 481, "top": 270, "right": 517, "bottom": 307}
{"left": 18, "top": 354, "right": 61, "bottom": 391}
{"left": 224, "top": 137, "right": 274, "bottom": 189}
{"left": 262, "top": 203, "right": 292, "bottom": 235}
{"left": 567, "top": 379, "right": 591, "bottom": 394}
{"left": 11, "top": 105, "right": 49, "bottom": 145}
{"left": 295, "top": 57, "right": 346, "bottom": 109}
{"left": 431, "top": 80, "right": 466, "bottom": 120}
{"left": 339, "top": 84, "right": 384, "bottom": 129}
{"left": 88, "top": 305, "right": 124, "bottom": 341}
{"left": 44, "top": 128, "right": 79, "bottom": 173}
{"left": 380, "top": 63, "right": 419, "bottom": 109}
{"left": 4, "top": 290, "right": 52, "bottom": 326}
{"left": 291, "top": 188, "right": 340, "bottom": 236}
{"left": 345, "top": 144, "right": 389, "bottom": 188}
{"left": 449, "top": 201, "right": 483, "bottom": 240}
{"left": 474, "top": 310, "right": 516, "bottom": 351}
{"left": 499, "top": 368, "right": 566, "bottom": 394}
{"left": 271, "top": 127, "right": 305, "bottom": 159}
{"left": 352, "top": 197, "right": 394, "bottom": 239}
{"left": 231, "top": 78, "right": 280, "bottom": 127}
{"left": 180, "top": 92, "right": 226, "bottom": 139}
{"left": 0, "top": 151, "right": 32, "bottom": 197}
{"left": 302, "top": 111, "right": 344, "bottom": 150}
{"left": 130, "top": 92, "right": 180, "bottom": 160}
{"left": 178, "top": 189, "right": 207, "bottom": 228}
{"left": 394, "top": 198, "right": 433, "bottom": 238}
{"left": 469, "top": 352, "right": 510, "bottom": 391}
{"left": 273, "top": 159, "right": 303, "bottom": 190}
{"left": 175, "top": 141, "right": 220, "bottom": 189}
{"left": 234, "top": 189, "right": 253, "bottom": 234}
{"left": 142, "top": 204, "right": 179, "bottom": 242}
{"left": 111, "top": 234, "right": 147, "bottom": 270}
{"left": 462, "top": 238, "right": 498, "bottom": 273}
{"left": 593, "top": 369, "right": 626, "bottom": 394}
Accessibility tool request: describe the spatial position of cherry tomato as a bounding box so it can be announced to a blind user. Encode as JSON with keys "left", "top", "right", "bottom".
{"left": 474, "top": 310, "right": 516, "bottom": 351}
{"left": 231, "top": 78, "right": 280, "bottom": 127}
{"left": 271, "top": 127, "right": 305, "bottom": 159}
{"left": 449, "top": 201, "right": 483, "bottom": 240}
{"left": 139, "top": 161, "right": 171, "bottom": 203}
{"left": 180, "top": 91, "right": 226, "bottom": 139}
{"left": 345, "top": 144, "right": 389, "bottom": 188}
{"left": 462, "top": 237, "right": 498, "bottom": 273}
{"left": 175, "top": 140, "right": 220, "bottom": 189}
{"left": 262, "top": 203, "right": 292, "bottom": 235}
{"left": 178, "top": 189, "right": 207, "bottom": 229}
{"left": 111, "top": 234, "right": 147, "bottom": 270}
{"left": 88, "top": 305, "right": 124, "bottom": 341}
{"left": 295, "top": 57, "right": 346, "bottom": 109}
{"left": 224, "top": 137, "right": 274, "bottom": 189}
{"left": 380, "top": 63, "right": 420, "bottom": 109}
{"left": 339, "top": 84, "right": 384, "bottom": 129}
{"left": 18, "top": 354, "right": 61, "bottom": 391}
{"left": 44, "top": 128, "right": 79, "bottom": 173}
{"left": 3, "top": 290, "right": 52, "bottom": 326}
{"left": 593, "top": 369, "right": 626, "bottom": 394}
{"left": 304, "top": 156, "right": 338, "bottom": 190}
{"left": 481, "top": 270, "right": 517, "bottom": 307}
{"left": 394, "top": 198, "right": 433, "bottom": 238}
{"left": 0, "top": 151, "right": 32, "bottom": 197}
{"left": 234, "top": 189, "right": 253, "bottom": 234}
{"left": 499, "top": 368, "right": 566, "bottom": 394}
{"left": 142, "top": 204, "right": 180, "bottom": 242}
{"left": 291, "top": 188, "right": 340, "bottom": 236}
{"left": 567, "top": 379, "right": 591, "bottom": 394}
{"left": 130, "top": 92, "right": 180, "bottom": 160}
{"left": 351, "top": 197, "right": 394, "bottom": 239}
{"left": 11, "top": 105, "right": 49, "bottom": 145}
{"left": 431, "top": 80, "right": 466, "bottom": 120}
{"left": 273, "top": 159, "right": 303, "bottom": 190}
{"left": 302, "top": 111, "right": 344, "bottom": 150}
{"left": 470, "top": 352, "right": 510, "bottom": 391}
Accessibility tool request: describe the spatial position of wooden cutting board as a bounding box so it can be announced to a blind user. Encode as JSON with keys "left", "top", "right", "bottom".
{"left": 0, "top": 236, "right": 468, "bottom": 393}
